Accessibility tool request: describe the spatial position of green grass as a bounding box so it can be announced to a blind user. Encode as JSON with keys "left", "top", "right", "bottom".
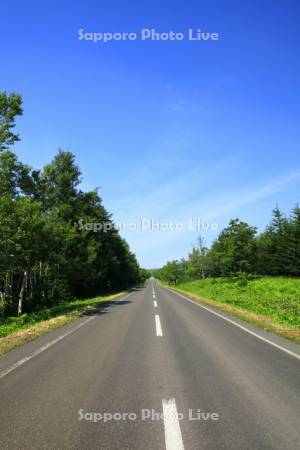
{"left": 177, "top": 277, "right": 300, "bottom": 327}
{"left": 166, "top": 276, "right": 300, "bottom": 343}
{"left": 0, "top": 292, "right": 127, "bottom": 354}
{"left": 0, "top": 293, "right": 127, "bottom": 338}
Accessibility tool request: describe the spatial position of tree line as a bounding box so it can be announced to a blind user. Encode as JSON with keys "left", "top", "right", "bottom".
{"left": 0, "top": 92, "right": 145, "bottom": 317}
{"left": 153, "top": 206, "right": 300, "bottom": 285}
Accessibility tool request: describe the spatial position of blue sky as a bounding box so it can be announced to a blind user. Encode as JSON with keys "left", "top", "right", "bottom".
{"left": 1, "top": 0, "right": 300, "bottom": 268}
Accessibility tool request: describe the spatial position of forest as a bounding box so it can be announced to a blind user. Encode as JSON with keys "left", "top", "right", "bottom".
{"left": 154, "top": 207, "right": 300, "bottom": 284}
{"left": 0, "top": 92, "right": 144, "bottom": 318}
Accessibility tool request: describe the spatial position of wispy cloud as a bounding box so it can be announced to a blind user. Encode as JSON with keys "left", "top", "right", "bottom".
{"left": 163, "top": 101, "right": 185, "bottom": 112}
{"left": 111, "top": 166, "right": 300, "bottom": 267}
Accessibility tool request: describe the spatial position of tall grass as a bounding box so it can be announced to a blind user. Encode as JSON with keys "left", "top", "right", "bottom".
{"left": 177, "top": 276, "right": 300, "bottom": 327}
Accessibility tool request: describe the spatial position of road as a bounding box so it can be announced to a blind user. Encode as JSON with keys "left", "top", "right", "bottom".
{"left": 0, "top": 280, "right": 299, "bottom": 449}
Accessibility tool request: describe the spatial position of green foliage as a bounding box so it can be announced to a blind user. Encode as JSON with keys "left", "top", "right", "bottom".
{"left": 157, "top": 204, "right": 300, "bottom": 284}
{"left": 176, "top": 277, "right": 300, "bottom": 328}
{"left": 209, "top": 219, "right": 257, "bottom": 275}
{"left": 156, "top": 260, "right": 184, "bottom": 285}
{"left": 0, "top": 92, "right": 23, "bottom": 151}
{"left": 256, "top": 206, "right": 300, "bottom": 276}
{"left": 139, "top": 268, "right": 150, "bottom": 284}
{"left": 0, "top": 293, "right": 125, "bottom": 338}
{"left": 0, "top": 91, "right": 143, "bottom": 318}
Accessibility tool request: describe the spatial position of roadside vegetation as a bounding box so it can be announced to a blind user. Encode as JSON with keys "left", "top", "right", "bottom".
{"left": 171, "top": 277, "right": 300, "bottom": 342}
{"left": 154, "top": 207, "right": 300, "bottom": 284}
{"left": 0, "top": 92, "right": 147, "bottom": 323}
{"left": 0, "top": 291, "right": 127, "bottom": 355}
{"left": 153, "top": 205, "right": 300, "bottom": 342}
{"left": 176, "top": 276, "right": 300, "bottom": 327}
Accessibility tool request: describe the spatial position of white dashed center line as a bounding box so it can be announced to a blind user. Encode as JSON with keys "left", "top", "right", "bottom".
{"left": 155, "top": 315, "right": 163, "bottom": 337}
{"left": 162, "top": 398, "right": 184, "bottom": 450}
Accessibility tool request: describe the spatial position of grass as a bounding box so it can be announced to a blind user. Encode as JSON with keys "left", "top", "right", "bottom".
{"left": 166, "top": 276, "right": 300, "bottom": 344}
{"left": 0, "top": 292, "right": 127, "bottom": 355}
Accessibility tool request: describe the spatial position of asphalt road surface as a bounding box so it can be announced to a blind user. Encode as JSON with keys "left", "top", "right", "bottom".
{"left": 0, "top": 280, "right": 299, "bottom": 449}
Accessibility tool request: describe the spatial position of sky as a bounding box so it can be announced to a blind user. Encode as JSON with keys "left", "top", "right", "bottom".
{"left": 1, "top": 0, "right": 300, "bottom": 268}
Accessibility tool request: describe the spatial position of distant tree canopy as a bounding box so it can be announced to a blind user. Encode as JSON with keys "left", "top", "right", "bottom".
{"left": 153, "top": 206, "right": 300, "bottom": 285}
{"left": 209, "top": 219, "right": 257, "bottom": 276}
{"left": 0, "top": 93, "right": 144, "bottom": 317}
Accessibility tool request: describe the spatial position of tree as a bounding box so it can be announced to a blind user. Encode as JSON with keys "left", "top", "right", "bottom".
{"left": 156, "top": 205, "right": 300, "bottom": 281}
{"left": 0, "top": 195, "right": 53, "bottom": 315}
{"left": 257, "top": 206, "right": 289, "bottom": 275}
{"left": 209, "top": 219, "right": 257, "bottom": 275}
{"left": 0, "top": 91, "right": 143, "bottom": 318}
{"left": 161, "top": 260, "right": 184, "bottom": 285}
{"left": 40, "top": 150, "right": 82, "bottom": 217}
{"left": 0, "top": 92, "right": 23, "bottom": 151}
{"left": 0, "top": 150, "right": 31, "bottom": 196}
{"left": 186, "top": 236, "right": 208, "bottom": 279}
{"left": 286, "top": 205, "right": 300, "bottom": 276}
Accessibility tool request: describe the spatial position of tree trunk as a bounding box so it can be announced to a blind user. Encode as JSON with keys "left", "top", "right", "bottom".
{"left": 0, "top": 291, "right": 4, "bottom": 317}
{"left": 200, "top": 264, "right": 205, "bottom": 279}
{"left": 17, "top": 270, "right": 27, "bottom": 316}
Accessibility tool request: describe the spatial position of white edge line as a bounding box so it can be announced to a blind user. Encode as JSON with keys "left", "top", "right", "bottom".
{"left": 166, "top": 287, "right": 300, "bottom": 361}
{"left": 0, "top": 316, "right": 95, "bottom": 379}
{"left": 155, "top": 314, "right": 163, "bottom": 337}
{"left": 162, "top": 398, "right": 184, "bottom": 450}
{"left": 0, "top": 293, "right": 132, "bottom": 379}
